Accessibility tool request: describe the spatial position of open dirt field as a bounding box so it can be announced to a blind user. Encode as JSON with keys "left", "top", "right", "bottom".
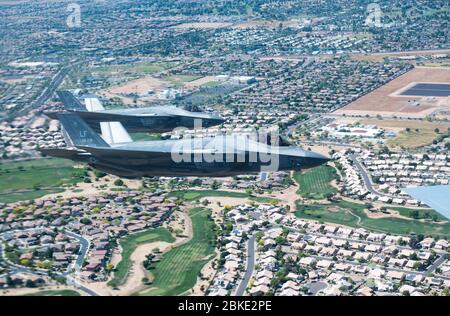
{"left": 106, "top": 76, "right": 170, "bottom": 95}
{"left": 99, "top": 76, "right": 171, "bottom": 105}
{"left": 99, "top": 75, "right": 208, "bottom": 105}
{"left": 335, "top": 67, "right": 450, "bottom": 118}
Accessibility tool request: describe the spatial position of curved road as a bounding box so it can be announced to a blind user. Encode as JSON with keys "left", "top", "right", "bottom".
{"left": 234, "top": 234, "right": 256, "bottom": 296}
{"left": 65, "top": 231, "right": 90, "bottom": 272}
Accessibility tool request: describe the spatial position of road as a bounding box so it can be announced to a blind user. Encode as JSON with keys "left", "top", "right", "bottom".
{"left": 18, "top": 59, "right": 83, "bottom": 118}
{"left": 0, "top": 228, "right": 99, "bottom": 295}
{"left": 20, "top": 67, "right": 67, "bottom": 116}
{"left": 348, "top": 153, "right": 390, "bottom": 197}
{"left": 310, "top": 253, "right": 450, "bottom": 280}
{"left": 426, "top": 254, "right": 448, "bottom": 274}
{"left": 66, "top": 275, "right": 99, "bottom": 296}
{"left": 231, "top": 218, "right": 449, "bottom": 295}
{"left": 234, "top": 234, "right": 256, "bottom": 296}
{"left": 64, "top": 231, "right": 90, "bottom": 272}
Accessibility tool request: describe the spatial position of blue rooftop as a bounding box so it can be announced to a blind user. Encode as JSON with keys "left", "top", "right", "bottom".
{"left": 404, "top": 185, "right": 450, "bottom": 220}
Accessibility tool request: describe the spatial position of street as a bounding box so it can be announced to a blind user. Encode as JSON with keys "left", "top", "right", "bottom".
{"left": 235, "top": 234, "right": 256, "bottom": 296}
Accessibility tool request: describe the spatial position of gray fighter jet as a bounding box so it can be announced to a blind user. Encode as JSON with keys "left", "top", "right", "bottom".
{"left": 40, "top": 113, "right": 329, "bottom": 178}
{"left": 44, "top": 90, "right": 225, "bottom": 133}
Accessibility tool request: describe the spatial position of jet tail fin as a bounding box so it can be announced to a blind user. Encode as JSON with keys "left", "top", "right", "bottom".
{"left": 57, "top": 113, "right": 110, "bottom": 148}
{"left": 57, "top": 90, "right": 86, "bottom": 111}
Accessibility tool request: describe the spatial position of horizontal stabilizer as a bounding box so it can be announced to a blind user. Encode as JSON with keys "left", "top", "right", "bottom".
{"left": 100, "top": 121, "right": 133, "bottom": 144}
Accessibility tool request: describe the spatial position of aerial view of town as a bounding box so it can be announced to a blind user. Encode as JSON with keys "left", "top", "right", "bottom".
{"left": 0, "top": 0, "right": 449, "bottom": 299}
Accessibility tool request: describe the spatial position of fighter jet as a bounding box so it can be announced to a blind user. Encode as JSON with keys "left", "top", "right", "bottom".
{"left": 44, "top": 90, "right": 225, "bottom": 134}
{"left": 40, "top": 113, "right": 329, "bottom": 178}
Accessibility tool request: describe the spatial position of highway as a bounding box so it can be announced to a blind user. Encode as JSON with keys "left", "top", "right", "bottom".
{"left": 234, "top": 234, "right": 256, "bottom": 296}
{"left": 18, "top": 60, "right": 83, "bottom": 117}
{"left": 19, "top": 66, "right": 68, "bottom": 116}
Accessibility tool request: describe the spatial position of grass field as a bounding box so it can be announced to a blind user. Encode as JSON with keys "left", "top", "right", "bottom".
{"left": 23, "top": 290, "right": 81, "bottom": 296}
{"left": 353, "top": 119, "right": 450, "bottom": 149}
{"left": 167, "top": 190, "right": 279, "bottom": 204}
{"left": 130, "top": 133, "right": 162, "bottom": 142}
{"left": 390, "top": 206, "right": 447, "bottom": 222}
{"left": 163, "top": 75, "right": 202, "bottom": 87}
{"left": 201, "top": 80, "right": 223, "bottom": 87}
{"left": 93, "top": 62, "right": 176, "bottom": 77}
{"left": 0, "top": 159, "right": 85, "bottom": 203}
{"left": 136, "top": 207, "right": 217, "bottom": 296}
{"left": 107, "top": 228, "right": 175, "bottom": 288}
{"left": 296, "top": 200, "right": 450, "bottom": 238}
{"left": 387, "top": 128, "right": 442, "bottom": 149}
{"left": 296, "top": 203, "right": 360, "bottom": 227}
{"left": 293, "top": 165, "right": 337, "bottom": 200}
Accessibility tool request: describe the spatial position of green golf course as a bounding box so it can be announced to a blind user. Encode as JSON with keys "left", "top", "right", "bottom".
{"left": 294, "top": 165, "right": 337, "bottom": 200}
{"left": 136, "top": 207, "right": 217, "bottom": 296}
{"left": 108, "top": 228, "right": 175, "bottom": 288}
{"left": 296, "top": 200, "right": 450, "bottom": 238}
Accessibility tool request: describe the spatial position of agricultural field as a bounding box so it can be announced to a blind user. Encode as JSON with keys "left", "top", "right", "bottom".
{"left": 167, "top": 190, "right": 279, "bottom": 204}
{"left": 0, "top": 159, "right": 86, "bottom": 203}
{"left": 293, "top": 165, "right": 337, "bottom": 200}
{"left": 296, "top": 200, "right": 450, "bottom": 238}
{"left": 136, "top": 207, "right": 217, "bottom": 296}
{"left": 108, "top": 228, "right": 175, "bottom": 288}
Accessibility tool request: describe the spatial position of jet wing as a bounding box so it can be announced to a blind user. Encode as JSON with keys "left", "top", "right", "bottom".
{"left": 77, "top": 146, "right": 170, "bottom": 159}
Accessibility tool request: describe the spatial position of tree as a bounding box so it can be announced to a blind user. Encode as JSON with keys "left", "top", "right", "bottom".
{"left": 106, "top": 263, "right": 114, "bottom": 272}
{"left": 409, "top": 210, "right": 419, "bottom": 219}
{"left": 25, "top": 279, "right": 36, "bottom": 288}
{"left": 80, "top": 217, "right": 92, "bottom": 225}
{"left": 114, "top": 179, "right": 124, "bottom": 186}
